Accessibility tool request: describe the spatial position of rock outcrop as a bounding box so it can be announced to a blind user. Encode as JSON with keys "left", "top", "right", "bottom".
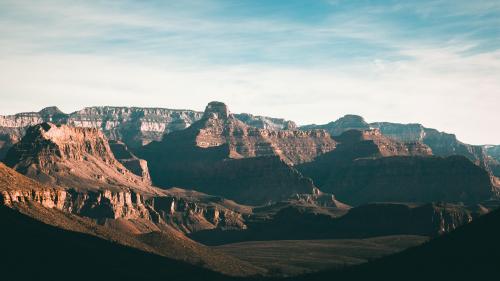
{"left": 370, "top": 122, "right": 494, "bottom": 174}
{"left": 143, "top": 101, "right": 335, "bottom": 165}
{"left": 0, "top": 106, "right": 297, "bottom": 159}
{"left": 301, "top": 116, "right": 500, "bottom": 177}
{"left": 236, "top": 113, "right": 297, "bottom": 130}
{"left": 0, "top": 162, "right": 247, "bottom": 234}
{"left": 3, "top": 122, "right": 155, "bottom": 193}
{"left": 298, "top": 129, "right": 432, "bottom": 187}
{"left": 139, "top": 101, "right": 333, "bottom": 204}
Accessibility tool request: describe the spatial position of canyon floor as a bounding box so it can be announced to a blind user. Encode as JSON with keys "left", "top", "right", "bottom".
{"left": 215, "top": 235, "right": 428, "bottom": 276}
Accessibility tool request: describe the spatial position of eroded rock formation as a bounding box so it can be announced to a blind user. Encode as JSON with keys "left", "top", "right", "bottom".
{"left": 0, "top": 162, "right": 247, "bottom": 234}
{"left": 139, "top": 101, "right": 333, "bottom": 204}
{"left": 0, "top": 105, "right": 296, "bottom": 159}
{"left": 3, "top": 122, "right": 155, "bottom": 193}
{"left": 301, "top": 116, "right": 500, "bottom": 177}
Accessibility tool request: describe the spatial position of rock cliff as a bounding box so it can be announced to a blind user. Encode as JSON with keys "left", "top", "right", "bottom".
{"left": 301, "top": 116, "right": 499, "bottom": 177}
{"left": 139, "top": 101, "right": 333, "bottom": 204}
{"left": 0, "top": 105, "right": 296, "bottom": 159}
{"left": 298, "top": 129, "right": 432, "bottom": 187}
{"left": 3, "top": 122, "right": 155, "bottom": 193}
{"left": 153, "top": 101, "right": 336, "bottom": 165}
{"left": 108, "top": 140, "right": 151, "bottom": 183}
{"left": 298, "top": 129, "right": 494, "bottom": 205}
{"left": 0, "top": 162, "right": 248, "bottom": 234}
{"left": 369, "top": 122, "right": 494, "bottom": 174}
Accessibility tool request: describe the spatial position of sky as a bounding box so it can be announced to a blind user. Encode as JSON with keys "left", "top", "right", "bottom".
{"left": 0, "top": 0, "right": 499, "bottom": 144}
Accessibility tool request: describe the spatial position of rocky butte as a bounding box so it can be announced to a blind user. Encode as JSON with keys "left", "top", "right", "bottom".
{"left": 138, "top": 101, "right": 335, "bottom": 205}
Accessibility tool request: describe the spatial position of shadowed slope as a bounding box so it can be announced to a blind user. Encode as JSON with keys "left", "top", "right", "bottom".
{"left": 0, "top": 205, "right": 234, "bottom": 281}
{"left": 285, "top": 206, "right": 500, "bottom": 281}
{"left": 0, "top": 162, "right": 264, "bottom": 277}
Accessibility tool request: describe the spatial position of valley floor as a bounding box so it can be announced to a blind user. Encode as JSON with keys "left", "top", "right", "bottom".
{"left": 215, "top": 235, "right": 428, "bottom": 276}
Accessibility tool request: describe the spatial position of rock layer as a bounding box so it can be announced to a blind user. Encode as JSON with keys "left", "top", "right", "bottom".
{"left": 371, "top": 122, "right": 491, "bottom": 169}
{"left": 139, "top": 102, "right": 332, "bottom": 204}
{"left": 0, "top": 105, "right": 296, "bottom": 158}
{"left": 298, "top": 129, "right": 432, "bottom": 187}
{"left": 301, "top": 116, "right": 500, "bottom": 177}
{"left": 0, "top": 162, "right": 247, "bottom": 234}
{"left": 4, "top": 122, "right": 154, "bottom": 193}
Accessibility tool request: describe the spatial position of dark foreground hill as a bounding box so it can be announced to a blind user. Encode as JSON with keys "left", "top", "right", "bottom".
{"left": 0, "top": 205, "right": 233, "bottom": 281}
{"left": 283, "top": 206, "right": 500, "bottom": 281}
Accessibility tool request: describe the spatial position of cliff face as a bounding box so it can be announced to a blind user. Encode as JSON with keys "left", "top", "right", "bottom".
{"left": 0, "top": 106, "right": 296, "bottom": 158}
{"left": 65, "top": 106, "right": 203, "bottom": 148}
{"left": 171, "top": 101, "right": 336, "bottom": 165}
{"left": 298, "top": 129, "right": 432, "bottom": 187}
{"left": 139, "top": 102, "right": 331, "bottom": 205}
{"left": 3, "top": 122, "right": 154, "bottom": 193}
{"left": 333, "top": 129, "right": 433, "bottom": 157}
{"left": 298, "top": 129, "right": 494, "bottom": 206}
{"left": 108, "top": 140, "right": 151, "bottom": 183}
{"left": 0, "top": 162, "right": 247, "bottom": 234}
{"left": 234, "top": 113, "right": 297, "bottom": 130}
{"left": 300, "top": 116, "right": 499, "bottom": 177}
{"left": 371, "top": 122, "right": 493, "bottom": 173}
{"left": 0, "top": 123, "right": 251, "bottom": 232}
{"left": 0, "top": 188, "right": 247, "bottom": 233}
{"left": 321, "top": 156, "right": 494, "bottom": 206}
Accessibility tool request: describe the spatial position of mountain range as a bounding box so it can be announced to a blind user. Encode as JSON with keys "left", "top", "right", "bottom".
{"left": 1, "top": 101, "right": 499, "bottom": 280}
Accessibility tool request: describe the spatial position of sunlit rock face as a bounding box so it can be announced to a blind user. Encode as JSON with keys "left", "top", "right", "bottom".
{"left": 0, "top": 162, "right": 248, "bottom": 234}
{"left": 3, "top": 122, "right": 154, "bottom": 193}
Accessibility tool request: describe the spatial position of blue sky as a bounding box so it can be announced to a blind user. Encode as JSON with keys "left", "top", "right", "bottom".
{"left": 0, "top": 0, "right": 499, "bottom": 144}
